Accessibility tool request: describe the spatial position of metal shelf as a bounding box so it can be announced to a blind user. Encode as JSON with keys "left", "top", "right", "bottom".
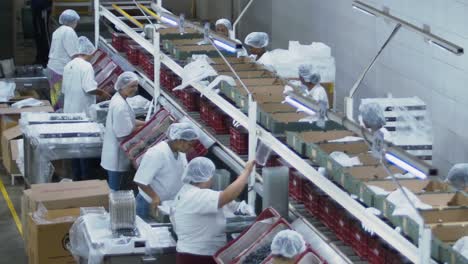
{"left": 96, "top": 3, "right": 422, "bottom": 263}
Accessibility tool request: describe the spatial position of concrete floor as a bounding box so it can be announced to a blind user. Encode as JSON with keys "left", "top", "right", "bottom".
{"left": 0, "top": 165, "right": 28, "bottom": 264}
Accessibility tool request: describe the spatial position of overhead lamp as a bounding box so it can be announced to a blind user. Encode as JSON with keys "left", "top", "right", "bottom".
{"left": 352, "top": 5, "right": 377, "bottom": 17}
{"left": 160, "top": 15, "right": 177, "bottom": 26}
{"left": 384, "top": 152, "right": 427, "bottom": 179}
{"left": 283, "top": 96, "right": 317, "bottom": 116}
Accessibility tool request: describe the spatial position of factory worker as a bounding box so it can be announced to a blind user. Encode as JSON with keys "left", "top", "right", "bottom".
{"left": 215, "top": 18, "right": 232, "bottom": 38}
{"left": 62, "top": 36, "right": 108, "bottom": 181}
{"left": 244, "top": 32, "right": 269, "bottom": 60}
{"left": 298, "top": 65, "right": 329, "bottom": 108}
{"left": 46, "top": 9, "right": 80, "bottom": 110}
{"left": 271, "top": 230, "right": 307, "bottom": 264}
{"left": 173, "top": 157, "right": 255, "bottom": 264}
{"left": 447, "top": 163, "right": 468, "bottom": 191}
{"left": 359, "top": 102, "right": 386, "bottom": 132}
{"left": 134, "top": 123, "right": 199, "bottom": 219}
{"left": 101, "top": 72, "right": 145, "bottom": 191}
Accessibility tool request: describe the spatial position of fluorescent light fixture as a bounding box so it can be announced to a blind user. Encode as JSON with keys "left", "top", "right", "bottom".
{"left": 352, "top": 0, "right": 463, "bottom": 55}
{"left": 352, "top": 5, "right": 376, "bottom": 17}
{"left": 213, "top": 39, "right": 237, "bottom": 53}
{"left": 428, "top": 40, "right": 455, "bottom": 53}
{"left": 161, "top": 15, "right": 177, "bottom": 26}
{"left": 284, "top": 96, "right": 317, "bottom": 116}
{"left": 385, "top": 152, "right": 427, "bottom": 179}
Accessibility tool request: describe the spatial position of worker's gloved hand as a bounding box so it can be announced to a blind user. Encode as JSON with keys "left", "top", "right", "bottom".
{"left": 361, "top": 207, "right": 382, "bottom": 236}
{"left": 283, "top": 85, "right": 294, "bottom": 95}
{"left": 234, "top": 201, "right": 255, "bottom": 216}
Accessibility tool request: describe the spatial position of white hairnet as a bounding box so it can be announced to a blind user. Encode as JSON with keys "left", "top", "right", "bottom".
{"left": 447, "top": 164, "right": 468, "bottom": 190}
{"left": 244, "top": 32, "right": 269, "bottom": 48}
{"left": 59, "top": 9, "right": 80, "bottom": 26}
{"left": 182, "top": 157, "right": 216, "bottom": 184}
{"left": 299, "top": 64, "right": 321, "bottom": 84}
{"left": 114, "top": 72, "right": 139, "bottom": 91}
{"left": 77, "top": 36, "right": 96, "bottom": 56}
{"left": 167, "top": 122, "right": 199, "bottom": 141}
{"left": 215, "top": 19, "right": 232, "bottom": 30}
{"left": 271, "top": 230, "right": 306, "bottom": 259}
{"left": 359, "top": 102, "right": 386, "bottom": 130}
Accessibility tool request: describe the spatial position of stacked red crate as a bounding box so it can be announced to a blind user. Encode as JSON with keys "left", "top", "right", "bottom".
{"left": 335, "top": 210, "right": 354, "bottom": 245}
{"left": 318, "top": 198, "right": 340, "bottom": 231}
{"left": 127, "top": 45, "right": 140, "bottom": 65}
{"left": 209, "top": 110, "right": 231, "bottom": 134}
{"left": 122, "top": 39, "right": 137, "bottom": 53}
{"left": 112, "top": 33, "right": 128, "bottom": 52}
{"left": 302, "top": 182, "right": 325, "bottom": 217}
{"left": 181, "top": 88, "right": 200, "bottom": 112}
{"left": 200, "top": 98, "right": 213, "bottom": 124}
{"left": 186, "top": 140, "right": 208, "bottom": 161}
{"left": 367, "top": 237, "right": 391, "bottom": 264}
{"left": 349, "top": 221, "right": 370, "bottom": 259}
{"left": 229, "top": 126, "right": 249, "bottom": 155}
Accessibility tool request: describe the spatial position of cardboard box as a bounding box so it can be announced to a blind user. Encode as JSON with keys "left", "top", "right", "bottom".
{"left": 418, "top": 192, "right": 468, "bottom": 208}
{"left": 28, "top": 208, "right": 80, "bottom": 264}
{"left": 22, "top": 180, "right": 110, "bottom": 254}
{"left": 218, "top": 70, "right": 274, "bottom": 79}
{"left": 0, "top": 100, "right": 53, "bottom": 152}
{"left": 1, "top": 125, "right": 22, "bottom": 174}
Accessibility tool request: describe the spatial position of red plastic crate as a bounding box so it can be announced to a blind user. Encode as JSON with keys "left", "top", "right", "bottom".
{"left": 349, "top": 222, "right": 370, "bottom": 259}
{"left": 186, "top": 140, "right": 208, "bottom": 161}
{"left": 289, "top": 171, "right": 306, "bottom": 201}
{"left": 209, "top": 110, "right": 231, "bottom": 134}
{"left": 127, "top": 45, "right": 140, "bottom": 65}
{"left": 181, "top": 88, "right": 200, "bottom": 112}
{"left": 112, "top": 33, "right": 128, "bottom": 52}
{"left": 122, "top": 39, "right": 137, "bottom": 53}
{"left": 200, "top": 98, "right": 213, "bottom": 124}
{"left": 230, "top": 126, "right": 248, "bottom": 155}
{"left": 302, "top": 183, "right": 325, "bottom": 216}
{"left": 335, "top": 211, "right": 354, "bottom": 245}
{"left": 319, "top": 198, "right": 339, "bottom": 231}
{"left": 367, "top": 237, "right": 390, "bottom": 264}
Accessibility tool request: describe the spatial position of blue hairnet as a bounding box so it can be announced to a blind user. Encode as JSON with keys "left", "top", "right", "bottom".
{"left": 244, "top": 32, "right": 269, "bottom": 48}
{"left": 59, "top": 9, "right": 80, "bottom": 26}
{"left": 77, "top": 36, "right": 96, "bottom": 56}
{"left": 182, "top": 157, "right": 216, "bottom": 184}
{"left": 167, "top": 123, "right": 199, "bottom": 141}
{"left": 359, "top": 102, "right": 386, "bottom": 130}
{"left": 447, "top": 164, "right": 468, "bottom": 190}
{"left": 215, "top": 19, "right": 232, "bottom": 30}
{"left": 114, "top": 72, "right": 139, "bottom": 91}
{"left": 271, "top": 230, "right": 306, "bottom": 259}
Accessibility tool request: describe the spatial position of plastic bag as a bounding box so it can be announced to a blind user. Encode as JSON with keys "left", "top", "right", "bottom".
{"left": 126, "top": 95, "right": 150, "bottom": 110}
{"left": 173, "top": 57, "right": 218, "bottom": 91}
{"left": 11, "top": 98, "right": 44, "bottom": 109}
{"left": 386, "top": 187, "right": 432, "bottom": 225}
{"left": 329, "top": 152, "right": 362, "bottom": 167}
{"left": 0, "top": 80, "right": 16, "bottom": 102}
{"left": 453, "top": 237, "right": 468, "bottom": 260}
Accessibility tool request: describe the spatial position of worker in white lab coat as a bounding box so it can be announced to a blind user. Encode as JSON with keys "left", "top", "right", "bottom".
{"left": 172, "top": 157, "right": 255, "bottom": 264}
{"left": 298, "top": 64, "right": 329, "bottom": 108}
{"left": 46, "top": 9, "right": 80, "bottom": 110}
{"left": 270, "top": 230, "right": 307, "bottom": 264}
{"left": 101, "top": 71, "right": 145, "bottom": 191}
{"left": 61, "top": 36, "right": 109, "bottom": 181}
{"left": 244, "top": 32, "right": 269, "bottom": 60}
{"left": 133, "top": 123, "right": 199, "bottom": 219}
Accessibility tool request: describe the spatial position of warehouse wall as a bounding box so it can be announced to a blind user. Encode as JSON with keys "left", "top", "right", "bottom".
{"left": 271, "top": 0, "right": 468, "bottom": 176}
{"left": 197, "top": 0, "right": 468, "bottom": 175}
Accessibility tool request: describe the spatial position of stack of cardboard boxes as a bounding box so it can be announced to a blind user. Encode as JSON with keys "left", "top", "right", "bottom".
{"left": 22, "top": 180, "right": 110, "bottom": 264}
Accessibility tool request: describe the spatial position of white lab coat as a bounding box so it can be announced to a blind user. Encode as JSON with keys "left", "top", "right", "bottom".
{"left": 308, "top": 83, "right": 329, "bottom": 108}
{"left": 134, "top": 141, "right": 187, "bottom": 203}
{"left": 47, "top": 25, "right": 79, "bottom": 75}
{"left": 172, "top": 184, "right": 226, "bottom": 256}
{"left": 100, "top": 93, "right": 135, "bottom": 172}
{"left": 62, "top": 58, "right": 97, "bottom": 114}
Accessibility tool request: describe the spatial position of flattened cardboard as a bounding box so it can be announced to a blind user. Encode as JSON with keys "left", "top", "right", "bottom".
{"left": 259, "top": 103, "right": 296, "bottom": 113}
{"left": 318, "top": 141, "right": 369, "bottom": 155}
{"left": 210, "top": 57, "right": 253, "bottom": 64}
{"left": 299, "top": 130, "right": 355, "bottom": 143}
{"left": 218, "top": 70, "right": 274, "bottom": 79}
{"left": 1, "top": 125, "right": 22, "bottom": 174}
{"left": 235, "top": 78, "right": 280, "bottom": 87}
{"left": 418, "top": 193, "right": 468, "bottom": 208}
{"left": 365, "top": 179, "right": 451, "bottom": 193}
{"left": 214, "top": 63, "right": 262, "bottom": 72}
{"left": 421, "top": 208, "right": 468, "bottom": 224}
{"left": 270, "top": 112, "right": 308, "bottom": 123}
{"left": 431, "top": 223, "right": 468, "bottom": 242}
{"left": 0, "top": 100, "right": 52, "bottom": 115}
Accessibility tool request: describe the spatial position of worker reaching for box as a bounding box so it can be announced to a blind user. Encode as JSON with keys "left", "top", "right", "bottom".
{"left": 172, "top": 157, "right": 255, "bottom": 264}
{"left": 62, "top": 36, "right": 110, "bottom": 181}
{"left": 298, "top": 64, "right": 329, "bottom": 109}
{"left": 133, "top": 123, "right": 199, "bottom": 220}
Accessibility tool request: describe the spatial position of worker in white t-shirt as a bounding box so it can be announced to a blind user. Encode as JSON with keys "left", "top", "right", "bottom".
{"left": 298, "top": 64, "right": 329, "bottom": 108}
{"left": 46, "top": 9, "right": 80, "bottom": 110}
{"left": 271, "top": 230, "right": 307, "bottom": 264}
{"left": 172, "top": 157, "right": 255, "bottom": 264}
{"left": 62, "top": 36, "right": 109, "bottom": 181}
{"left": 133, "top": 123, "right": 199, "bottom": 219}
{"left": 100, "top": 72, "right": 145, "bottom": 190}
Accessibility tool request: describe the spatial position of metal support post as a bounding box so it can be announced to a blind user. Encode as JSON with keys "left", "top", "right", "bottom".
{"left": 94, "top": 0, "right": 100, "bottom": 46}
{"left": 247, "top": 94, "right": 257, "bottom": 206}
{"left": 153, "top": 27, "right": 161, "bottom": 108}
{"left": 419, "top": 224, "right": 432, "bottom": 264}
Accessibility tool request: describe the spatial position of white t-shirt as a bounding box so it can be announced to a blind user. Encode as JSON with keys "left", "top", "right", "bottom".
{"left": 308, "top": 84, "right": 329, "bottom": 108}
{"left": 100, "top": 93, "right": 135, "bottom": 172}
{"left": 173, "top": 184, "right": 226, "bottom": 256}
{"left": 134, "top": 141, "right": 187, "bottom": 202}
{"left": 62, "top": 58, "right": 97, "bottom": 114}
{"left": 47, "top": 25, "right": 79, "bottom": 75}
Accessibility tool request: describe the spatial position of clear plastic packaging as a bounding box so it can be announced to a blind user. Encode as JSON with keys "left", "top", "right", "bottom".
{"left": 0, "top": 80, "right": 16, "bottom": 102}
{"left": 11, "top": 98, "right": 44, "bottom": 109}
{"left": 109, "top": 191, "right": 136, "bottom": 234}
{"left": 256, "top": 140, "right": 272, "bottom": 166}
